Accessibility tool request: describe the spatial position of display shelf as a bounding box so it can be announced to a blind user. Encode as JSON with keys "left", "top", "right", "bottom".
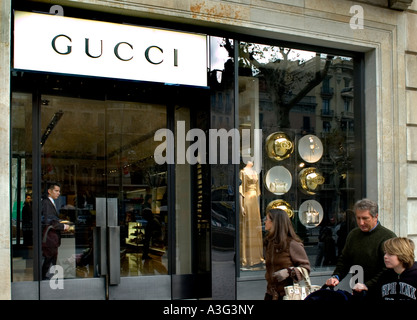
{"left": 126, "top": 221, "right": 145, "bottom": 247}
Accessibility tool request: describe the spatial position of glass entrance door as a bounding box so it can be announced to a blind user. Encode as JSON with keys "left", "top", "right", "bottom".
{"left": 39, "top": 94, "right": 170, "bottom": 299}
{"left": 104, "top": 98, "right": 170, "bottom": 299}
{"left": 11, "top": 77, "right": 211, "bottom": 300}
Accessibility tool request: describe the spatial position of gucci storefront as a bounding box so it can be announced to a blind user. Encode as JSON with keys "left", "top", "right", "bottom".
{"left": 9, "top": 2, "right": 366, "bottom": 300}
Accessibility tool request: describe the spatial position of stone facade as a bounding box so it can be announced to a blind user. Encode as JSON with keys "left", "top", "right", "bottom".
{"left": 406, "top": 1, "right": 417, "bottom": 242}
{"left": 1, "top": 0, "right": 416, "bottom": 299}
{"left": 0, "top": 0, "right": 11, "bottom": 300}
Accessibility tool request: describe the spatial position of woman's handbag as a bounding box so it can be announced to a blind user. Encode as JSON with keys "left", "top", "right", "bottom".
{"left": 269, "top": 179, "right": 288, "bottom": 194}
{"left": 283, "top": 267, "right": 321, "bottom": 300}
{"left": 304, "top": 203, "right": 320, "bottom": 225}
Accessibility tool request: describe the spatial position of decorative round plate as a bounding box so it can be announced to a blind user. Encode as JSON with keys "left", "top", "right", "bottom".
{"left": 265, "top": 166, "right": 292, "bottom": 195}
{"left": 298, "top": 167, "right": 325, "bottom": 195}
{"left": 266, "top": 199, "right": 294, "bottom": 219}
{"left": 298, "top": 200, "right": 323, "bottom": 228}
{"left": 265, "top": 132, "right": 294, "bottom": 161}
{"left": 298, "top": 134, "right": 323, "bottom": 163}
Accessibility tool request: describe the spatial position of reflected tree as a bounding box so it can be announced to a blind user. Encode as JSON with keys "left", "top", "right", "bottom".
{"left": 222, "top": 39, "right": 334, "bottom": 128}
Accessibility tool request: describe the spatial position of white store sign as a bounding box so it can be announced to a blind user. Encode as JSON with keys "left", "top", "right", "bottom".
{"left": 13, "top": 11, "right": 208, "bottom": 87}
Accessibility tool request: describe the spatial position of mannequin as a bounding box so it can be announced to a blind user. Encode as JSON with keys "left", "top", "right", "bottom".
{"left": 239, "top": 160, "right": 264, "bottom": 268}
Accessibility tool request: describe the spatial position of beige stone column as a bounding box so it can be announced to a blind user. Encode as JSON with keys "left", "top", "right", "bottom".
{"left": 0, "top": 0, "right": 11, "bottom": 300}
{"left": 406, "top": 2, "right": 417, "bottom": 252}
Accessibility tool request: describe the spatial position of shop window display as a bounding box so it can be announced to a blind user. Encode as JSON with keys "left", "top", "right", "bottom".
{"left": 237, "top": 42, "right": 360, "bottom": 274}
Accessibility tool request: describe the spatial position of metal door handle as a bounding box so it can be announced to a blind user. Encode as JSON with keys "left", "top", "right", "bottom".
{"left": 95, "top": 197, "right": 120, "bottom": 285}
{"left": 93, "top": 226, "right": 107, "bottom": 276}
{"left": 108, "top": 226, "right": 120, "bottom": 285}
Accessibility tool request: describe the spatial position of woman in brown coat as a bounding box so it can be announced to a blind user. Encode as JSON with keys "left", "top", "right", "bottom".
{"left": 264, "top": 208, "right": 311, "bottom": 300}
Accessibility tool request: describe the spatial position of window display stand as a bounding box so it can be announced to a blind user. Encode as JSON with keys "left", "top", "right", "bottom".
{"left": 127, "top": 222, "right": 145, "bottom": 248}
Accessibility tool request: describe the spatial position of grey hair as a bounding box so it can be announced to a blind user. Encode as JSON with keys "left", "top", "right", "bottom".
{"left": 353, "top": 198, "right": 378, "bottom": 217}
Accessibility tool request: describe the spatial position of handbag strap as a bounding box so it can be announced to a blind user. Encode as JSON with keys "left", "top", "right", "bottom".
{"left": 294, "top": 266, "right": 312, "bottom": 289}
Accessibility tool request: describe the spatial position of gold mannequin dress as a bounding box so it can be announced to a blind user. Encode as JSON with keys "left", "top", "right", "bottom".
{"left": 239, "top": 166, "right": 264, "bottom": 268}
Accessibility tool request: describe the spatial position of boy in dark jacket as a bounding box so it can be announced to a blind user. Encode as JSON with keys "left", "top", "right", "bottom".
{"left": 370, "top": 237, "right": 417, "bottom": 301}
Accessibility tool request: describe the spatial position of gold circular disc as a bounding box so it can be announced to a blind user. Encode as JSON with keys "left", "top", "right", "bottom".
{"left": 265, "top": 132, "right": 294, "bottom": 161}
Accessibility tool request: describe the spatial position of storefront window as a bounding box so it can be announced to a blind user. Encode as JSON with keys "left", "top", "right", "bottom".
{"left": 209, "top": 36, "right": 237, "bottom": 299}
{"left": 11, "top": 77, "right": 171, "bottom": 290}
{"left": 11, "top": 92, "right": 33, "bottom": 282}
{"left": 237, "top": 41, "right": 360, "bottom": 275}
{"left": 209, "top": 37, "right": 236, "bottom": 251}
{"left": 11, "top": 71, "right": 209, "bottom": 298}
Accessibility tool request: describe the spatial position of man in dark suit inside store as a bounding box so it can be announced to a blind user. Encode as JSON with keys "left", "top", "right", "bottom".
{"left": 41, "top": 182, "right": 70, "bottom": 280}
